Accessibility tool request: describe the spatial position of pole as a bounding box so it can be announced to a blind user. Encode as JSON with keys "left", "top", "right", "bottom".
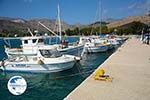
{"left": 100, "top": 0, "right": 102, "bottom": 35}
{"left": 38, "top": 21, "right": 59, "bottom": 37}
{"left": 57, "top": 4, "right": 62, "bottom": 41}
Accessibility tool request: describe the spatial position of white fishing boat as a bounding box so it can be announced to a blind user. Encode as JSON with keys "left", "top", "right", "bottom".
{"left": 0, "top": 46, "right": 80, "bottom": 73}
{"left": 93, "top": 37, "right": 114, "bottom": 50}
{"left": 79, "top": 36, "right": 108, "bottom": 53}
{"left": 106, "top": 35, "right": 123, "bottom": 48}
{"left": 5, "top": 36, "right": 83, "bottom": 56}
{"left": 79, "top": 0, "right": 110, "bottom": 54}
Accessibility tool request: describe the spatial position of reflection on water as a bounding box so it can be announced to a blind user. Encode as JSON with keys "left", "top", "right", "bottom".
{"left": 0, "top": 37, "right": 115, "bottom": 100}
{"left": 0, "top": 50, "right": 115, "bottom": 100}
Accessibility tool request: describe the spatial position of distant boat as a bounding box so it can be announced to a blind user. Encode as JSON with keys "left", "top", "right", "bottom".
{"left": 79, "top": 0, "right": 109, "bottom": 53}
{"left": 106, "top": 35, "right": 123, "bottom": 48}
{"left": 94, "top": 37, "right": 114, "bottom": 50}
{"left": 0, "top": 46, "right": 80, "bottom": 73}
{"left": 79, "top": 36, "right": 108, "bottom": 53}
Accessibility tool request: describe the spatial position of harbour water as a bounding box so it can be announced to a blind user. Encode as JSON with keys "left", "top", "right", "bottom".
{"left": 0, "top": 37, "right": 115, "bottom": 100}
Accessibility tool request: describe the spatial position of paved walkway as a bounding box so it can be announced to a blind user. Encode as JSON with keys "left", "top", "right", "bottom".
{"left": 65, "top": 37, "right": 150, "bottom": 100}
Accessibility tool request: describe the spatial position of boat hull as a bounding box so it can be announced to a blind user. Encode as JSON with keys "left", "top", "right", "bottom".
{"left": 6, "top": 45, "right": 84, "bottom": 57}
{"left": 1, "top": 60, "right": 75, "bottom": 73}
{"left": 59, "top": 45, "right": 84, "bottom": 56}
{"left": 84, "top": 45, "right": 108, "bottom": 53}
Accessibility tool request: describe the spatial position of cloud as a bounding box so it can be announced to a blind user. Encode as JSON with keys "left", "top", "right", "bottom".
{"left": 128, "top": 2, "right": 137, "bottom": 9}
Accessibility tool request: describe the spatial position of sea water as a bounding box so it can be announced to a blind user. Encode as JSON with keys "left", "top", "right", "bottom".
{"left": 0, "top": 37, "right": 115, "bottom": 100}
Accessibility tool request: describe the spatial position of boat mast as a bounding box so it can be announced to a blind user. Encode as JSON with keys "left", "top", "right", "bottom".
{"left": 99, "top": 0, "right": 102, "bottom": 35}
{"left": 57, "top": 4, "right": 62, "bottom": 41}
{"left": 90, "top": 0, "right": 102, "bottom": 36}
{"left": 27, "top": 27, "right": 34, "bottom": 37}
{"left": 38, "top": 21, "right": 59, "bottom": 37}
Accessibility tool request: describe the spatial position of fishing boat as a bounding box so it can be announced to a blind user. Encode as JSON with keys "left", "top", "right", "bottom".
{"left": 5, "top": 36, "right": 83, "bottom": 56}
{"left": 79, "top": 36, "right": 108, "bottom": 53}
{"left": 0, "top": 46, "right": 80, "bottom": 73}
{"left": 79, "top": 0, "right": 109, "bottom": 54}
{"left": 94, "top": 37, "right": 114, "bottom": 50}
{"left": 106, "top": 35, "right": 124, "bottom": 48}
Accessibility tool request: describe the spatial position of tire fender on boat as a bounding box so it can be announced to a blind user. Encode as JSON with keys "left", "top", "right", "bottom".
{"left": 0, "top": 61, "right": 5, "bottom": 71}
{"left": 38, "top": 59, "right": 44, "bottom": 65}
{"left": 0, "top": 60, "right": 5, "bottom": 67}
{"left": 74, "top": 56, "right": 81, "bottom": 62}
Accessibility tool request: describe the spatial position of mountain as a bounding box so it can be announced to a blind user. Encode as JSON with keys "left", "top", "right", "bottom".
{"left": 0, "top": 17, "right": 73, "bottom": 36}
{"left": 1, "top": 14, "right": 150, "bottom": 36}
{"left": 0, "top": 18, "right": 28, "bottom": 36}
{"left": 107, "top": 14, "right": 150, "bottom": 28}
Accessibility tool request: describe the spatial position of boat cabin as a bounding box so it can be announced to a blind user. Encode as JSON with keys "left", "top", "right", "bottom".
{"left": 38, "top": 47, "right": 62, "bottom": 58}
{"left": 21, "top": 36, "right": 44, "bottom": 47}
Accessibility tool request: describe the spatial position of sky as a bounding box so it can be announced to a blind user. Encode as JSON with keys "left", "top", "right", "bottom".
{"left": 0, "top": 0, "right": 149, "bottom": 25}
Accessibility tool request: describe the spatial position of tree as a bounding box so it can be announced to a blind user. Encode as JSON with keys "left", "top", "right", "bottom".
{"left": 107, "top": 21, "right": 148, "bottom": 35}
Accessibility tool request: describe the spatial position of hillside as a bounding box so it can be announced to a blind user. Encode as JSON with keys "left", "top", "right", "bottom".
{"left": 0, "top": 14, "right": 150, "bottom": 36}
{"left": 107, "top": 14, "right": 150, "bottom": 28}
{"left": 0, "top": 17, "right": 73, "bottom": 36}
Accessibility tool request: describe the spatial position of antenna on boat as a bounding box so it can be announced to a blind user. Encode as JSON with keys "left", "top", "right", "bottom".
{"left": 38, "top": 21, "right": 59, "bottom": 37}
{"left": 27, "top": 27, "right": 34, "bottom": 37}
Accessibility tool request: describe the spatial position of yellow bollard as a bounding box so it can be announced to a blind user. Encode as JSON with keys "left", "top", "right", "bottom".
{"left": 94, "top": 69, "right": 105, "bottom": 80}
{"left": 94, "top": 68, "right": 113, "bottom": 82}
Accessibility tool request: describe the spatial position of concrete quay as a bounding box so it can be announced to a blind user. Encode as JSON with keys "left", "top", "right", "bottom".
{"left": 65, "top": 37, "right": 150, "bottom": 100}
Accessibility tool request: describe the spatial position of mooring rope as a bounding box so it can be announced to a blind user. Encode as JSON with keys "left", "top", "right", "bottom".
{"left": 27, "top": 68, "right": 96, "bottom": 89}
